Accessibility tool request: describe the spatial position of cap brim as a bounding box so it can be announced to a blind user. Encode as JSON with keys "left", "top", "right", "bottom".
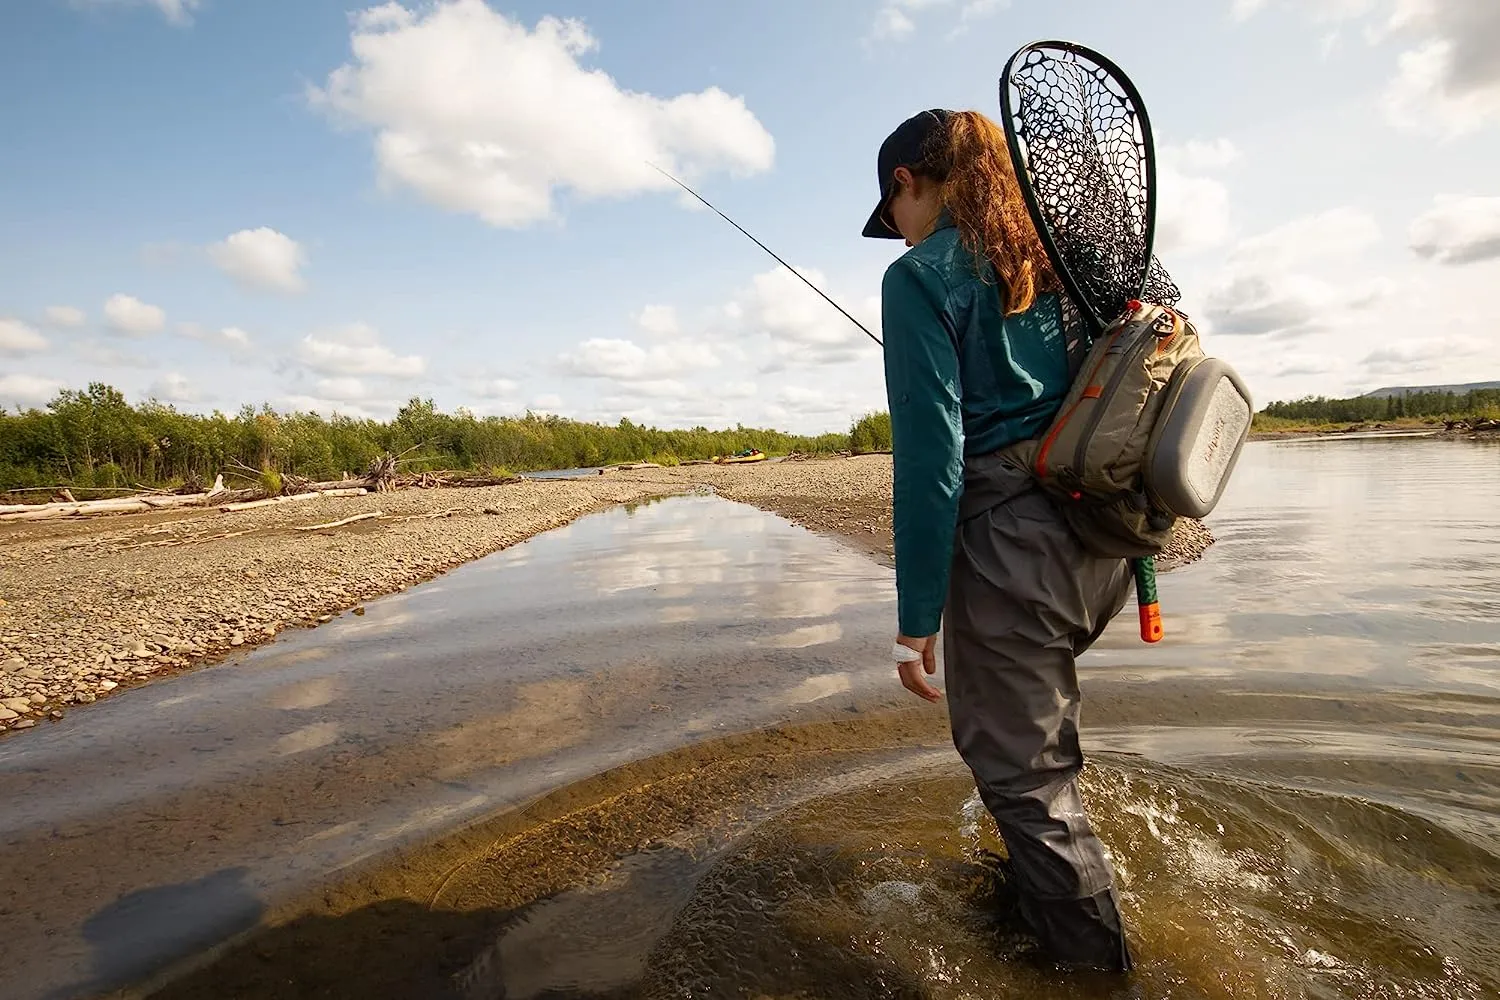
{"left": 861, "top": 186, "right": 902, "bottom": 239}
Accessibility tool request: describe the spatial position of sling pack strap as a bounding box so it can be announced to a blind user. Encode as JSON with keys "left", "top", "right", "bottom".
{"left": 1058, "top": 290, "right": 1091, "bottom": 381}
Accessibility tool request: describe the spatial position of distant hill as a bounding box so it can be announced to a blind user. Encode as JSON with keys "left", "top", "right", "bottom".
{"left": 1361, "top": 380, "right": 1500, "bottom": 399}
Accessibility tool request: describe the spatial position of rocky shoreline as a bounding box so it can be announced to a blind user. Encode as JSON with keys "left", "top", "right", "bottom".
{"left": 1249, "top": 422, "right": 1499, "bottom": 442}
{"left": 0, "top": 455, "right": 1215, "bottom": 735}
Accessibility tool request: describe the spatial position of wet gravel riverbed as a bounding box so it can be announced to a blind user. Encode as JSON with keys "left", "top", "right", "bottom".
{"left": 0, "top": 455, "right": 1212, "bottom": 734}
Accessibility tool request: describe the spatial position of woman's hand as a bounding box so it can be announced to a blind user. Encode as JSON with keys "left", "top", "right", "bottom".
{"left": 895, "top": 633, "right": 941, "bottom": 702}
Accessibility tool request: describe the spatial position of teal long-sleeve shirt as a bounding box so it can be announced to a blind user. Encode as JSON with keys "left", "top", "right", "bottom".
{"left": 880, "top": 221, "right": 1074, "bottom": 637}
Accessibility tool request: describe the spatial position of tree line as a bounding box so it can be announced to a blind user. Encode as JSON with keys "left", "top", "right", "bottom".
{"left": 0, "top": 383, "right": 852, "bottom": 492}
{"left": 1257, "top": 387, "right": 1500, "bottom": 426}
{"left": 7, "top": 382, "right": 1489, "bottom": 493}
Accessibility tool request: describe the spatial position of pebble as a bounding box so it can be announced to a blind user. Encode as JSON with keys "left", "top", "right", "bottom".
{"left": 230, "top": 633, "right": 245, "bottom": 646}
{"left": 99, "top": 680, "right": 118, "bottom": 691}
{"left": 3, "top": 698, "right": 32, "bottom": 713}
{"left": 10, "top": 719, "right": 36, "bottom": 730}
{"left": 0, "top": 708, "right": 18, "bottom": 721}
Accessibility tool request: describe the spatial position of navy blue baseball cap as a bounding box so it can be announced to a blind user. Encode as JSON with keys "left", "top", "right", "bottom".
{"left": 861, "top": 108, "right": 954, "bottom": 239}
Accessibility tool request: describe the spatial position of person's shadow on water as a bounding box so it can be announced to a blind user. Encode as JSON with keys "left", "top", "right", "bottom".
{"left": 47, "top": 866, "right": 264, "bottom": 1000}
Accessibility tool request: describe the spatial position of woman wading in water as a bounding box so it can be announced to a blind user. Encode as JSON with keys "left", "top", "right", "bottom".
{"left": 863, "top": 108, "right": 1134, "bottom": 972}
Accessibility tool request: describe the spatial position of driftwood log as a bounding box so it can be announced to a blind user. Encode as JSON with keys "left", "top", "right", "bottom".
{"left": 220, "top": 488, "right": 367, "bottom": 513}
{"left": 0, "top": 492, "right": 216, "bottom": 522}
{"left": 293, "top": 511, "right": 384, "bottom": 531}
{"left": 0, "top": 475, "right": 227, "bottom": 522}
{"left": 367, "top": 454, "right": 399, "bottom": 493}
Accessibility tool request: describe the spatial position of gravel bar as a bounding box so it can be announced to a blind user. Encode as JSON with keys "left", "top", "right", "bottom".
{"left": 0, "top": 478, "right": 681, "bottom": 731}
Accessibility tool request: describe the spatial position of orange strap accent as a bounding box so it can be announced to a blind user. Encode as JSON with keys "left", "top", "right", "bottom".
{"left": 1034, "top": 400, "right": 1079, "bottom": 479}
{"left": 1035, "top": 324, "right": 1128, "bottom": 478}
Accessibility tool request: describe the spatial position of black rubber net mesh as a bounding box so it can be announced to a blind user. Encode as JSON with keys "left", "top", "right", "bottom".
{"left": 1003, "top": 45, "right": 1181, "bottom": 333}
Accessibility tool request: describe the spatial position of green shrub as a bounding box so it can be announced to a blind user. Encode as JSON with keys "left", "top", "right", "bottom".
{"left": 849, "top": 412, "right": 892, "bottom": 454}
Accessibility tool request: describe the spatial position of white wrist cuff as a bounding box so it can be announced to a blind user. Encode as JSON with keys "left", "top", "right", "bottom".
{"left": 892, "top": 642, "right": 923, "bottom": 663}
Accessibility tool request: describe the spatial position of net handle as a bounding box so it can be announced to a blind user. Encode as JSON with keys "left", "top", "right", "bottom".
{"left": 999, "top": 39, "right": 1162, "bottom": 335}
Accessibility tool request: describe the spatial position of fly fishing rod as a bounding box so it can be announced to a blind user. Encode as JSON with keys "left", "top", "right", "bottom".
{"left": 649, "top": 162, "right": 883, "bottom": 348}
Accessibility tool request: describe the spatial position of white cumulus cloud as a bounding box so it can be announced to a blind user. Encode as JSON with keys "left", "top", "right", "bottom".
{"left": 870, "top": 6, "right": 916, "bottom": 40}
{"left": 148, "top": 372, "right": 202, "bottom": 403}
{"left": 310, "top": 1, "right": 775, "bottom": 228}
{"left": 1409, "top": 194, "right": 1500, "bottom": 264}
{"left": 551, "top": 263, "right": 884, "bottom": 431}
{"left": 1233, "top": 207, "right": 1381, "bottom": 267}
{"left": 1229, "top": 0, "right": 1500, "bottom": 136}
{"left": 607, "top": 378, "right": 692, "bottom": 400}
{"left": 0, "top": 318, "right": 49, "bottom": 355}
{"left": 179, "top": 322, "right": 253, "bottom": 350}
{"left": 1154, "top": 139, "right": 1240, "bottom": 256}
{"left": 72, "top": 0, "right": 202, "bottom": 26}
{"left": 149, "top": 0, "right": 198, "bottom": 24}
{"left": 1359, "top": 334, "right": 1489, "bottom": 375}
{"left": 736, "top": 265, "right": 880, "bottom": 371}
{"left": 558, "top": 337, "right": 719, "bottom": 381}
{"left": 635, "top": 304, "right": 680, "bottom": 338}
{"left": 44, "top": 305, "right": 87, "bottom": 328}
{"left": 103, "top": 294, "right": 166, "bottom": 335}
{"left": 775, "top": 385, "right": 851, "bottom": 414}
{"left": 296, "top": 323, "right": 426, "bottom": 378}
{"left": 1381, "top": 0, "right": 1500, "bottom": 135}
{"left": 1176, "top": 138, "right": 1242, "bottom": 171}
{"left": 315, "top": 377, "right": 371, "bottom": 401}
{"left": 869, "top": 0, "right": 1004, "bottom": 42}
{"left": 1201, "top": 208, "right": 1384, "bottom": 336}
{"left": 0, "top": 374, "right": 64, "bottom": 410}
{"left": 208, "top": 227, "right": 308, "bottom": 293}
{"left": 278, "top": 394, "right": 381, "bottom": 420}
{"left": 472, "top": 377, "right": 521, "bottom": 398}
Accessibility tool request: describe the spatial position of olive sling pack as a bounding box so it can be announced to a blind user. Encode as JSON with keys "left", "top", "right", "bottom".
{"left": 999, "top": 300, "right": 1253, "bottom": 559}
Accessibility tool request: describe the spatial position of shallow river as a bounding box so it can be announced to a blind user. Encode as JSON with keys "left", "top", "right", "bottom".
{"left": 1, "top": 438, "right": 1497, "bottom": 999}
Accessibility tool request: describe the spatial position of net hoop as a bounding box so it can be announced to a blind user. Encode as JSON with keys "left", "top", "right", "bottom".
{"left": 999, "top": 40, "right": 1181, "bottom": 336}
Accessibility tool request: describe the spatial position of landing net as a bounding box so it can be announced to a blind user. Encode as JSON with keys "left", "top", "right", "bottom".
{"left": 999, "top": 41, "right": 1181, "bottom": 334}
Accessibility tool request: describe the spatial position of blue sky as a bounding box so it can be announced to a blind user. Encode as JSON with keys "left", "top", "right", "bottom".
{"left": 2, "top": 0, "right": 1498, "bottom": 433}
